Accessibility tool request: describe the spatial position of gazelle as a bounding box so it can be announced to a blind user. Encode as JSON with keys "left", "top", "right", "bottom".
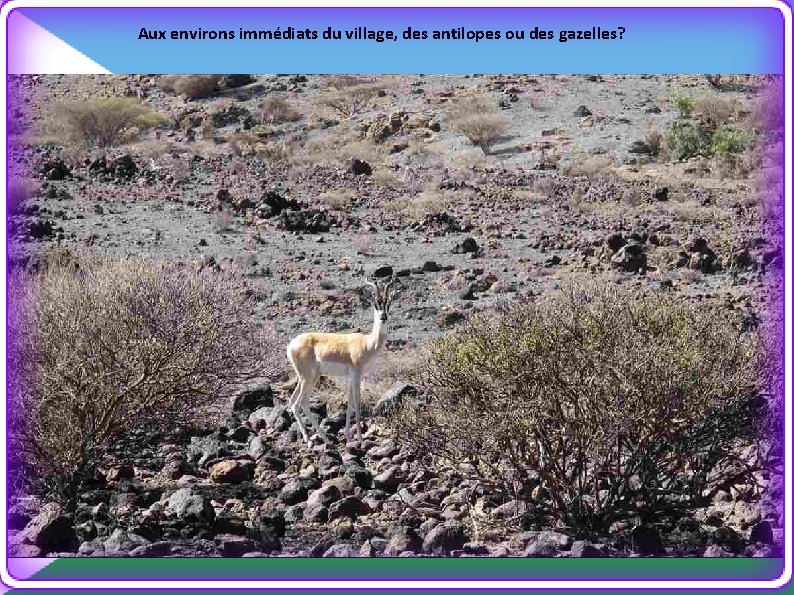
{"left": 286, "top": 275, "right": 397, "bottom": 445}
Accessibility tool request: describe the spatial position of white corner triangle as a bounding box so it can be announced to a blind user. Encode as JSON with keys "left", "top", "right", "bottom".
{"left": 8, "top": 11, "right": 111, "bottom": 74}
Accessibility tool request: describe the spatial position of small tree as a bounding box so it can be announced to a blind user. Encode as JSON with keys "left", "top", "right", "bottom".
{"left": 315, "top": 84, "right": 383, "bottom": 118}
{"left": 256, "top": 96, "right": 302, "bottom": 125}
{"left": 52, "top": 97, "right": 168, "bottom": 149}
{"left": 446, "top": 97, "right": 507, "bottom": 155}
{"left": 9, "top": 252, "right": 279, "bottom": 501}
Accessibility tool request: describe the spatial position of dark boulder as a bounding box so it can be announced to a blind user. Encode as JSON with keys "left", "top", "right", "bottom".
{"left": 631, "top": 525, "right": 665, "bottom": 556}
{"left": 422, "top": 520, "right": 467, "bottom": 555}
{"left": 23, "top": 503, "right": 77, "bottom": 554}
{"left": 349, "top": 159, "right": 372, "bottom": 176}
{"left": 453, "top": 237, "right": 479, "bottom": 255}
{"left": 232, "top": 384, "right": 274, "bottom": 417}
{"left": 611, "top": 241, "right": 647, "bottom": 273}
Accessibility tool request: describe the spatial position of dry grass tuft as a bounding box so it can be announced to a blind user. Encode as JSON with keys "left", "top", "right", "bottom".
{"left": 561, "top": 153, "right": 614, "bottom": 177}
{"left": 319, "top": 190, "right": 356, "bottom": 212}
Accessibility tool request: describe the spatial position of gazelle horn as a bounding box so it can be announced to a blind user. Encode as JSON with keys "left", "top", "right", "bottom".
{"left": 364, "top": 276, "right": 381, "bottom": 303}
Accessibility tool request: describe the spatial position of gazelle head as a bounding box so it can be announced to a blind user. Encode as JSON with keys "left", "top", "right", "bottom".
{"left": 365, "top": 275, "right": 398, "bottom": 323}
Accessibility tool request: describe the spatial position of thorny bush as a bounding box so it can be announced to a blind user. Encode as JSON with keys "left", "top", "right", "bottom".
{"left": 392, "top": 282, "right": 763, "bottom": 532}
{"left": 8, "top": 252, "right": 280, "bottom": 503}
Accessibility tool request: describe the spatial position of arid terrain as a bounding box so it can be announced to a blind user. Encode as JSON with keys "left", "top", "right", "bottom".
{"left": 6, "top": 74, "right": 785, "bottom": 559}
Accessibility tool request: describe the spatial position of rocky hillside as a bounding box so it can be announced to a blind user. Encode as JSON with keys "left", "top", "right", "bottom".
{"left": 7, "top": 74, "right": 784, "bottom": 558}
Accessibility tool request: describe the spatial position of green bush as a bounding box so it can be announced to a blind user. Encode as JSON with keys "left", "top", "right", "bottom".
{"left": 9, "top": 253, "right": 278, "bottom": 501}
{"left": 391, "top": 282, "right": 761, "bottom": 531}
{"left": 665, "top": 119, "right": 705, "bottom": 160}
{"left": 665, "top": 94, "right": 754, "bottom": 161}
{"left": 710, "top": 125, "right": 754, "bottom": 155}
{"left": 672, "top": 93, "right": 697, "bottom": 118}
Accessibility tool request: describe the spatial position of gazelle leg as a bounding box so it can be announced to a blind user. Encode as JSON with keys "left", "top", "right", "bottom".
{"left": 291, "top": 403, "right": 310, "bottom": 444}
{"left": 354, "top": 381, "right": 362, "bottom": 443}
{"left": 351, "top": 369, "right": 362, "bottom": 444}
{"left": 287, "top": 378, "right": 303, "bottom": 408}
{"left": 345, "top": 375, "right": 355, "bottom": 442}
{"left": 286, "top": 350, "right": 309, "bottom": 442}
{"left": 291, "top": 377, "right": 314, "bottom": 444}
{"left": 299, "top": 376, "right": 330, "bottom": 444}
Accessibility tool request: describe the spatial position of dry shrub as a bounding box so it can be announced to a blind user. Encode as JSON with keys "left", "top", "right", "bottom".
{"left": 360, "top": 348, "right": 425, "bottom": 407}
{"left": 126, "top": 139, "right": 177, "bottom": 161}
{"left": 695, "top": 96, "right": 738, "bottom": 133}
{"left": 200, "top": 116, "right": 215, "bottom": 141}
{"left": 561, "top": 153, "right": 614, "bottom": 177}
{"left": 8, "top": 253, "right": 278, "bottom": 500}
{"left": 446, "top": 96, "right": 507, "bottom": 154}
{"left": 226, "top": 130, "right": 268, "bottom": 154}
{"left": 371, "top": 169, "right": 403, "bottom": 189}
{"left": 445, "top": 96, "right": 497, "bottom": 123}
{"left": 159, "top": 75, "right": 221, "bottom": 100}
{"left": 50, "top": 98, "right": 168, "bottom": 150}
{"left": 455, "top": 115, "right": 507, "bottom": 155}
{"left": 330, "top": 139, "right": 384, "bottom": 163}
{"left": 226, "top": 131, "right": 293, "bottom": 163}
{"left": 391, "top": 282, "right": 762, "bottom": 531}
{"left": 320, "top": 190, "right": 356, "bottom": 212}
{"left": 713, "top": 153, "right": 751, "bottom": 179}
{"left": 645, "top": 123, "right": 664, "bottom": 157}
{"left": 678, "top": 268, "right": 703, "bottom": 284}
{"left": 383, "top": 185, "right": 447, "bottom": 221}
{"left": 297, "top": 135, "right": 385, "bottom": 167}
{"left": 322, "top": 75, "right": 377, "bottom": 89}
{"left": 444, "top": 151, "right": 489, "bottom": 186}
{"left": 758, "top": 294, "right": 784, "bottom": 454}
{"left": 256, "top": 96, "right": 302, "bottom": 124}
{"left": 749, "top": 78, "right": 784, "bottom": 139}
{"left": 446, "top": 150, "right": 488, "bottom": 172}
{"left": 256, "top": 140, "right": 294, "bottom": 163}
{"left": 315, "top": 84, "right": 383, "bottom": 118}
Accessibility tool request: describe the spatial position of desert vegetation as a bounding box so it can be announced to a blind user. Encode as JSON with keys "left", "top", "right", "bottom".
{"left": 6, "top": 73, "right": 783, "bottom": 559}
{"left": 393, "top": 282, "right": 762, "bottom": 533}
{"left": 45, "top": 97, "right": 169, "bottom": 150}
{"left": 9, "top": 252, "right": 278, "bottom": 502}
{"left": 665, "top": 93, "right": 755, "bottom": 161}
{"left": 159, "top": 75, "right": 222, "bottom": 100}
{"left": 446, "top": 96, "right": 508, "bottom": 154}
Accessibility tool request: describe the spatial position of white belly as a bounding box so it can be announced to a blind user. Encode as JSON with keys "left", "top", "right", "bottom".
{"left": 319, "top": 361, "right": 350, "bottom": 377}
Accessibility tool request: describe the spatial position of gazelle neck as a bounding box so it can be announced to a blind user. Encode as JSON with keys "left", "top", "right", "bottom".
{"left": 368, "top": 309, "right": 387, "bottom": 351}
